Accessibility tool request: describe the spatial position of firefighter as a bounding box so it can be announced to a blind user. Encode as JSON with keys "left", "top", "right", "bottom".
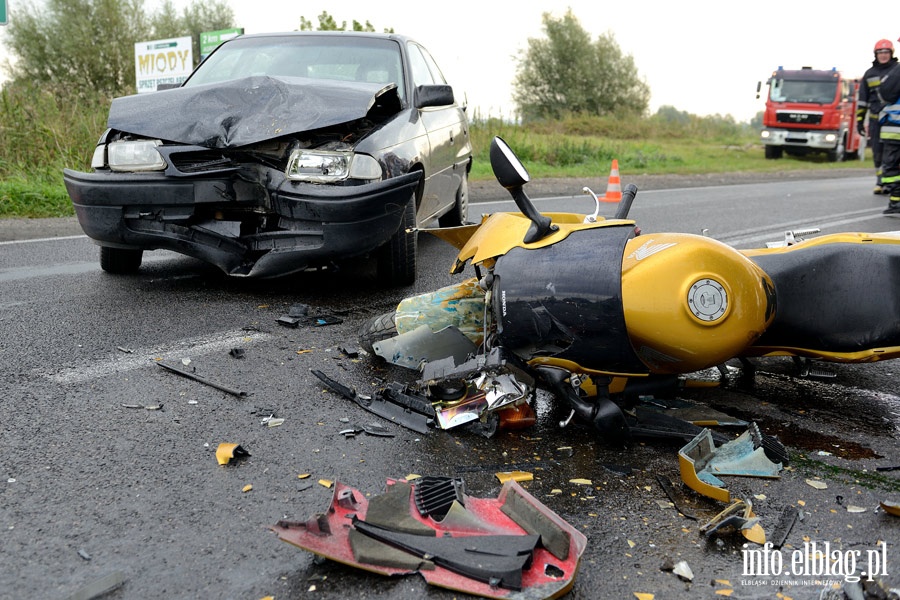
{"left": 879, "top": 40, "right": 900, "bottom": 216}
{"left": 858, "top": 39, "right": 899, "bottom": 194}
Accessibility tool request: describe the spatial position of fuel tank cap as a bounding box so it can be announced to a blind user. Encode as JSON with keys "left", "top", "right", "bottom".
{"left": 687, "top": 278, "right": 728, "bottom": 322}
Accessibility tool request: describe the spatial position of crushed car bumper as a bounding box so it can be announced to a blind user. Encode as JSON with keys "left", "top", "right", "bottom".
{"left": 63, "top": 168, "right": 422, "bottom": 277}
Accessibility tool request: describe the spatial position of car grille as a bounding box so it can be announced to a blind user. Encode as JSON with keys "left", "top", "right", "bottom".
{"left": 166, "top": 149, "right": 236, "bottom": 174}
{"left": 775, "top": 111, "right": 823, "bottom": 125}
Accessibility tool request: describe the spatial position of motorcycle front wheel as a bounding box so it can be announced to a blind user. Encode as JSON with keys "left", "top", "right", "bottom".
{"left": 358, "top": 312, "right": 398, "bottom": 353}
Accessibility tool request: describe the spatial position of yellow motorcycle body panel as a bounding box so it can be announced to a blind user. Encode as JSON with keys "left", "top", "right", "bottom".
{"left": 621, "top": 233, "right": 775, "bottom": 374}
{"left": 447, "top": 212, "right": 635, "bottom": 274}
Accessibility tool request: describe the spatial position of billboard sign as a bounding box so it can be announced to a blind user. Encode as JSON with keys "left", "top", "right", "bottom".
{"left": 135, "top": 36, "right": 193, "bottom": 93}
{"left": 200, "top": 28, "right": 243, "bottom": 61}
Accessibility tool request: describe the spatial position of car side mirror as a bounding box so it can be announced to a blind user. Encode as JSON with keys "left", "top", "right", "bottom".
{"left": 415, "top": 84, "right": 454, "bottom": 109}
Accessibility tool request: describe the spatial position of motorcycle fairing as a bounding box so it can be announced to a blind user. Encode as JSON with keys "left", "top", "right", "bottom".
{"left": 745, "top": 237, "right": 900, "bottom": 359}
{"left": 444, "top": 212, "right": 636, "bottom": 274}
{"left": 492, "top": 225, "right": 648, "bottom": 376}
{"left": 271, "top": 479, "right": 588, "bottom": 599}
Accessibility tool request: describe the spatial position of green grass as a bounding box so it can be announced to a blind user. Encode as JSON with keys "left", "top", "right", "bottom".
{"left": 0, "top": 91, "right": 868, "bottom": 219}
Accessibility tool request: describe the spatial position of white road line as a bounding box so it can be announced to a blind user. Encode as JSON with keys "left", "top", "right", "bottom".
{"left": 45, "top": 329, "right": 271, "bottom": 385}
{"left": 0, "top": 234, "right": 87, "bottom": 245}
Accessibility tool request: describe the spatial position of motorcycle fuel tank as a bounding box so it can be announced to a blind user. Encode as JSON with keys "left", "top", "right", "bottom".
{"left": 621, "top": 233, "right": 775, "bottom": 374}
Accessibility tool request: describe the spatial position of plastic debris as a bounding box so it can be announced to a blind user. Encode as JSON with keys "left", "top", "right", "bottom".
{"left": 242, "top": 484, "right": 252, "bottom": 493}
{"left": 156, "top": 361, "right": 247, "bottom": 398}
{"left": 569, "top": 478, "right": 592, "bottom": 486}
{"left": 216, "top": 443, "right": 250, "bottom": 466}
{"left": 66, "top": 571, "right": 126, "bottom": 600}
{"left": 671, "top": 560, "right": 694, "bottom": 582}
{"left": 679, "top": 424, "right": 783, "bottom": 502}
{"left": 700, "top": 499, "right": 766, "bottom": 544}
{"left": 496, "top": 471, "right": 533, "bottom": 484}
{"left": 880, "top": 501, "right": 900, "bottom": 516}
{"left": 770, "top": 506, "right": 800, "bottom": 549}
{"left": 846, "top": 505, "right": 867, "bottom": 513}
{"left": 805, "top": 478, "right": 827, "bottom": 490}
{"left": 271, "top": 478, "right": 587, "bottom": 598}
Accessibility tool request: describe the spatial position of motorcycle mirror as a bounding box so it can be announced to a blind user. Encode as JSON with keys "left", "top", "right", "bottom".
{"left": 490, "top": 136, "right": 530, "bottom": 189}
{"left": 490, "top": 136, "right": 556, "bottom": 244}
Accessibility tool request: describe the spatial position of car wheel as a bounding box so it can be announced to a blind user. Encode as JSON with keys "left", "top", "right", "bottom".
{"left": 764, "top": 146, "right": 783, "bottom": 159}
{"left": 376, "top": 197, "right": 417, "bottom": 286}
{"left": 358, "top": 311, "right": 398, "bottom": 354}
{"left": 100, "top": 246, "right": 143, "bottom": 274}
{"left": 438, "top": 172, "right": 469, "bottom": 227}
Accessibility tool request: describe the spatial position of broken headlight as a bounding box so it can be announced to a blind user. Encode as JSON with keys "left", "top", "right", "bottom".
{"left": 101, "top": 139, "right": 167, "bottom": 172}
{"left": 285, "top": 149, "right": 381, "bottom": 183}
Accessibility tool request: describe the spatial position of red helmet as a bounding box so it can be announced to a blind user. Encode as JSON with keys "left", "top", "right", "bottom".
{"left": 875, "top": 39, "right": 894, "bottom": 52}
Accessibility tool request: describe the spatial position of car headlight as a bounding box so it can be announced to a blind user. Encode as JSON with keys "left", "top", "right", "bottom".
{"left": 285, "top": 150, "right": 382, "bottom": 183}
{"left": 106, "top": 140, "right": 167, "bottom": 172}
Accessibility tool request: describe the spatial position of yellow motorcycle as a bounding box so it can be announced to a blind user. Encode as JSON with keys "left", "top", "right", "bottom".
{"left": 359, "top": 136, "right": 900, "bottom": 444}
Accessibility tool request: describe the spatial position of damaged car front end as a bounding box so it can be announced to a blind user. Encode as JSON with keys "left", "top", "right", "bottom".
{"left": 64, "top": 32, "right": 472, "bottom": 284}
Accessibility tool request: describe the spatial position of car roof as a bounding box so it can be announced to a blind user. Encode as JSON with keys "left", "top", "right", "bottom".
{"left": 227, "top": 30, "right": 417, "bottom": 45}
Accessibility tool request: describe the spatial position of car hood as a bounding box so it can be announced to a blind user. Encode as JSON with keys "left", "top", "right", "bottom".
{"left": 108, "top": 76, "right": 400, "bottom": 148}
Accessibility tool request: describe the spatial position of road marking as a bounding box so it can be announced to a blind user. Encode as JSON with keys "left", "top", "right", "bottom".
{"left": 44, "top": 329, "right": 271, "bottom": 385}
{"left": 0, "top": 234, "right": 87, "bottom": 245}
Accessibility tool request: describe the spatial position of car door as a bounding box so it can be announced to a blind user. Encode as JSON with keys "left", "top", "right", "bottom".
{"left": 407, "top": 42, "right": 468, "bottom": 221}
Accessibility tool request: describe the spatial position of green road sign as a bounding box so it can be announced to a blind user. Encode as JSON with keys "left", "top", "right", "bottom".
{"left": 1, "top": 0, "right": 8, "bottom": 26}
{"left": 200, "top": 28, "right": 243, "bottom": 58}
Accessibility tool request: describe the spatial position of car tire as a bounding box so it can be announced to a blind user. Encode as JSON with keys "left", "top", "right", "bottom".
{"left": 376, "top": 197, "right": 417, "bottom": 286}
{"left": 438, "top": 172, "right": 469, "bottom": 227}
{"left": 764, "top": 146, "right": 783, "bottom": 159}
{"left": 100, "top": 246, "right": 143, "bottom": 274}
{"left": 358, "top": 311, "right": 398, "bottom": 354}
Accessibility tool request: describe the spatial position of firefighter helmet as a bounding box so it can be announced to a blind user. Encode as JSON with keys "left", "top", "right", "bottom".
{"left": 874, "top": 39, "right": 894, "bottom": 53}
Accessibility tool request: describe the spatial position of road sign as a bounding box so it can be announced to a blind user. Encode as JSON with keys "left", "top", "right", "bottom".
{"left": 199, "top": 28, "right": 243, "bottom": 60}
{"left": 1, "top": 0, "right": 8, "bottom": 26}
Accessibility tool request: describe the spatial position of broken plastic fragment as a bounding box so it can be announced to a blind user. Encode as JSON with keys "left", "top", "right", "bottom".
{"left": 242, "top": 484, "right": 252, "bottom": 493}
{"left": 846, "top": 505, "right": 867, "bottom": 513}
{"left": 318, "top": 479, "right": 333, "bottom": 488}
{"left": 496, "top": 471, "right": 533, "bottom": 484}
{"left": 216, "top": 443, "right": 250, "bottom": 466}
{"left": 700, "top": 499, "right": 766, "bottom": 544}
{"left": 270, "top": 478, "right": 587, "bottom": 598}
{"left": 569, "top": 478, "right": 592, "bottom": 486}
{"left": 880, "top": 501, "right": 900, "bottom": 516}
{"left": 672, "top": 560, "right": 694, "bottom": 581}
{"left": 805, "top": 479, "right": 827, "bottom": 490}
{"left": 679, "top": 425, "right": 782, "bottom": 502}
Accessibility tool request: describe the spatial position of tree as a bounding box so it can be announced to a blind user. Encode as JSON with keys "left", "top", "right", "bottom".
{"left": 513, "top": 10, "right": 649, "bottom": 121}
{"left": 298, "top": 11, "right": 393, "bottom": 33}
{"left": 2, "top": 0, "right": 233, "bottom": 97}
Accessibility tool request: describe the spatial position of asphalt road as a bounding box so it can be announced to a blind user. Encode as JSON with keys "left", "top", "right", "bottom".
{"left": 2, "top": 171, "right": 899, "bottom": 600}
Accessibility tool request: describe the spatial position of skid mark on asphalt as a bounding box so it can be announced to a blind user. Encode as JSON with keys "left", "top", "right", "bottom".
{"left": 43, "top": 329, "right": 271, "bottom": 385}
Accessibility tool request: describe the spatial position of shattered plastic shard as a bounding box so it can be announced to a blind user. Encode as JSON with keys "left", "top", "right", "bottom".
{"left": 215, "top": 443, "right": 250, "bottom": 466}
{"left": 678, "top": 424, "right": 782, "bottom": 502}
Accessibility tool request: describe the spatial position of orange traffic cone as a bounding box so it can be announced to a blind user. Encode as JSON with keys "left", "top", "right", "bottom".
{"left": 602, "top": 159, "right": 622, "bottom": 203}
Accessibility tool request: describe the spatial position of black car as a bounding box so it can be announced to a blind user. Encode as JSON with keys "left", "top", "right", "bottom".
{"left": 63, "top": 31, "right": 473, "bottom": 284}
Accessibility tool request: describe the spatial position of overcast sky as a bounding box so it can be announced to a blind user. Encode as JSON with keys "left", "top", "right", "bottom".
{"left": 3, "top": 0, "right": 897, "bottom": 122}
{"left": 229, "top": 0, "right": 898, "bottom": 122}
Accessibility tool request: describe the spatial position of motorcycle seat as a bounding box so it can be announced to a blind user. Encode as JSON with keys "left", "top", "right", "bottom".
{"left": 749, "top": 242, "right": 900, "bottom": 353}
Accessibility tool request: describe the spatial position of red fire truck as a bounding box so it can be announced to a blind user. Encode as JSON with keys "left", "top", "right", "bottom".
{"left": 758, "top": 66, "right": 861, "bottom": 161}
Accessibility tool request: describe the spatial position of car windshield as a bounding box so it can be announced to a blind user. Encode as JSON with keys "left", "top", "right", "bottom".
{"left": 184, "top": 35, "right": 406, "bottom": 102}
{"left": 769, "top": 78, "right": 837, "bottom": 104}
